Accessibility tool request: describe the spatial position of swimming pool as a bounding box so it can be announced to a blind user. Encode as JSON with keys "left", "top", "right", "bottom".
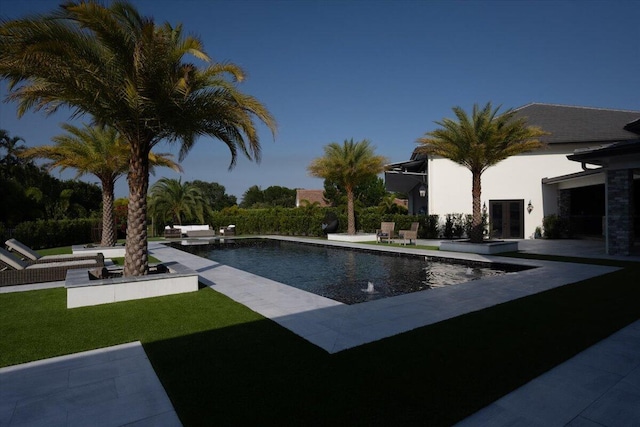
{"left": 174, "top": 238, "right": 527, "bottom": 304}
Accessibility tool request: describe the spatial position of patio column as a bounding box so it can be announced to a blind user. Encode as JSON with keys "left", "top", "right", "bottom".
{"left": 605, "top": 168, "right": 634, "bottom": 255}
{"left": 558, "top": 189, "right": 571, "bottom": 225}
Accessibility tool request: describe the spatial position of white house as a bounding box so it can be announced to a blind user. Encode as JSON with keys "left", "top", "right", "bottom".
{"left": 385, "top": 103, "right": 640, "bottom": 255}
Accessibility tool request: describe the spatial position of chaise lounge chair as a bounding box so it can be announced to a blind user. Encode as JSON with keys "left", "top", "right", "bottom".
{"left": 398, "top": 222, "right": 420, "bottom": 245}
{"left": 0, "top": 247, "right": 105, "bottom": 286}
{"left": 376, "top": 222, "right": 396, "bottom": 244}
{"left": 5, "top": 238, "right": 103, "bottom": 263}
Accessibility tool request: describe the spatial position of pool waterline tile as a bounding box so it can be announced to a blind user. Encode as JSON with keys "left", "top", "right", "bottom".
{"left": 150, "top": 239, "right": 619, "bottom": 354}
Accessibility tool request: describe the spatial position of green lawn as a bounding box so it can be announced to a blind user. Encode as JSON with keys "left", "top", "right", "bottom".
{"left": 1, "top": 252, "right": 639, "bottom": 425}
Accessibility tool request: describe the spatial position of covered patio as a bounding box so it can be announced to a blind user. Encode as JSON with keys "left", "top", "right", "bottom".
{"left": 384, "top": 152, "right": 428, "bottom": 215}
{"left": 564, "top": 135, "right": 640, "bottom": 255}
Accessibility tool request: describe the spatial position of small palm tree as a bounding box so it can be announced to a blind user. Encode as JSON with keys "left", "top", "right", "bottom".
{"left": 416, "top": 103, "right": 547, "bottom": 242}
{"left": 308, "top": 139, "right": 388, "bottom": 235}
{"left": 21, "top": 124, "right": 182, "bottom": 246}
{"left": 1, "top": 1, "right": 276, "bottom": 276}
{"left": 148, "top": 178, "right": 212, "bottom": 226}
{"left": 0, "top": 130, "right": 26, "bottom": 167}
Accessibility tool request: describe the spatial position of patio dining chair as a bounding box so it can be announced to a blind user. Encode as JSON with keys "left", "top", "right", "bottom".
{"left": 0, "top": 247, "right": 104, "bottom": 286}
{"left": 376, "top": 222, "right": 396, "bottom": 244}
{"left": 5, "top": 238, "right": 102, "bottom": 263}
{"left": 399, "top": 222, "right": 420, "bottom": 245}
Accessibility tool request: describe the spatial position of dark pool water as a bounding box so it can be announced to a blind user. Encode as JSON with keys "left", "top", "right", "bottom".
{"left": 175, "top": 239, "right": 522, "bottom": 305}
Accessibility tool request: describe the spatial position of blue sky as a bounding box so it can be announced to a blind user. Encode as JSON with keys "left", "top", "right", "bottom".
{"left": 1, "top": 0, "right": 639, "bottom": 200}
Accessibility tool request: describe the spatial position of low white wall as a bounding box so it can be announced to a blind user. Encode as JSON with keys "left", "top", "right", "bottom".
{"left": 164, "top": 224, "right": 210, "bottom": 232}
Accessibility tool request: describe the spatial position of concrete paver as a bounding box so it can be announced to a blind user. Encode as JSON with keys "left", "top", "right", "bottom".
{"left": 0, "top": 342, "right": 181, "bottom": 427}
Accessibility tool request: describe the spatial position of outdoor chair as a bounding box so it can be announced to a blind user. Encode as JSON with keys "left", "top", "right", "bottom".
{"left": 219, "top": 225, "right": 236, "bottom": 236}
{"left": 0, "top": 247, "right": 105, "bottom": 286}
{"left": 398, "top": 222, "right": 420, "bottom": 245}
{"left": 5, "top": 238, "right": 102, "bottom": 263}
{"left": 376, "top": 222, "right": 396, "bottom": 243}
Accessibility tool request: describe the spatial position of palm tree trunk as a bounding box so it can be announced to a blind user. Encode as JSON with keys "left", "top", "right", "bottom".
{"left": 346, "top": 187, "right": 356, "bottom": 235}
{"left": 124, "top": 143, "right": 150, "bottom": 277}
{"left": 470, "top": 170, "right": 483, "bottom": 243}
{"left": 100, "top": 178, "right": 117, "bottom": 247}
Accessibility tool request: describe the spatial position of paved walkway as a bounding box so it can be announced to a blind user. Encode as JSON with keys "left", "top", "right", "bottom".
{"left": 0, "top": 342, "right": 181, "bottom": 426}
{"left": 1, "top": 237, "right": 638, "bottom": 426}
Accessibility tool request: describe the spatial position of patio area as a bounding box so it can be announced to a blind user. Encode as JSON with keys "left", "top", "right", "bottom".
{"left": 1, "top": 237, "right": 638, "bottom": 426}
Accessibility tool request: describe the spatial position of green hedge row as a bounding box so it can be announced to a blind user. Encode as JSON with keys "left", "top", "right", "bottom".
{"left": 207, "top": 207, "right": 440, "bottom": 238}
{"left": 10, "top": 218, "right": 100, "bottom": 249}
{"left": 6, "top": 208, "right": 441, "bottom": 249}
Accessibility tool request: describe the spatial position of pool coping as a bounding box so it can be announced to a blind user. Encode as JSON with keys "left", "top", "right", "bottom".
{"left": 149, "top": 237, "right": 620, "bottom": 354}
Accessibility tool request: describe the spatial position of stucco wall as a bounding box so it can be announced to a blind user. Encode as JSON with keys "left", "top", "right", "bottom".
{"left": 427, "top": 151, "right": 587, "bottom": 239}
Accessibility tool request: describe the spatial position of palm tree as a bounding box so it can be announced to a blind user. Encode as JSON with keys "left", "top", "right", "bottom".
{"left": 20, "top": 124, "right": 182, "bottom": 247}
{"left": 148, "top": 178, "right": 212, "bottom": 227}
{"left": 308, "top": 139, "right": 388, "bottom": 235}
{"left": 0, "top": 130, "right": 26, "bottom": 167}
{"left": 0, "top": 1, "right": 276, "bottom": 276}
{"left": 416, "top": 103, "right": 546, "bottom": 243}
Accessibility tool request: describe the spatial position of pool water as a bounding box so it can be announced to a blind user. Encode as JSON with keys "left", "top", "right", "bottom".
{"left": 176, "top": 239, "right": 521, "bottom": 305}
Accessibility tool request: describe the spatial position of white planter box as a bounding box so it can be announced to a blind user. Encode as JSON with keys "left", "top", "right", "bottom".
{"left": 66, "top": 262, "right": 198, "bottom": 308}
{"left": 439, "top": 240, "right": 519, "bottom": 254}
{"left": 72, "top": 245, "right": 126, "bottom": 258}
{"left": 327, "top": 233, "right": 377, "bottom": 243}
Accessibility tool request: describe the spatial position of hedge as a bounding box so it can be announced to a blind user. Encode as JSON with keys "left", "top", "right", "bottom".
{"left": 8, "top": 209, "right": 441, "bottom": 249}
{"left": 11, "top": 218, "right": 100, "bottom": 249}
{"left": 207, "top": 207, "right": 439, "bottom": 239}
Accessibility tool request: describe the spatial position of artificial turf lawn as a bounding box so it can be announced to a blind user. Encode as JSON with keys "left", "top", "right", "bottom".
{"left": 1, "top": 256, "right": 639, "bottom": 425}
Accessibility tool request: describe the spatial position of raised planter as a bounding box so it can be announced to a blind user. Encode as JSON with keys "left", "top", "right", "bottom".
{"left": 65, "top": 261, "right": 199, "bottom": 308}
{"left": 72, "top": 244, "right": 126, "bottom": 258}
{"left": 439, "top": 240, "right": 519, "bottom": 254}
{"left": 327, "top": 233, "right": 377, "bottom": 243}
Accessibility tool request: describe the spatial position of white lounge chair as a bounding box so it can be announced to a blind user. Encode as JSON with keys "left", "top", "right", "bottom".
{"left": 5, "top": 238, "right": 102, "bottom": 263}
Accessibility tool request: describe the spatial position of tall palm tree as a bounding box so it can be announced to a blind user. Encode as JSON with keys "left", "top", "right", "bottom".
{"left": 416, "top": 103, "right": 546, "bottom": 243}
{"left": 308, "top": 139, "right": 388, "bottom": 235}
{"left": 0, "top": 1, "right": 276, "bottom": 276}
{"left": 20, "top": 124, "right": 182, "bottom": 247}
{"left": 148, "top": 178, "right": 212, "bottom": 227}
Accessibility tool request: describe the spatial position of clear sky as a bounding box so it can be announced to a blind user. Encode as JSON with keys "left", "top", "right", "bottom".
{"left": 1, "top": 0, "right": 639, "bottom": 200}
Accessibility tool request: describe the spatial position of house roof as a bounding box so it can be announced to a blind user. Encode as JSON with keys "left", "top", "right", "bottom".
{"left": 624, "top": 118, "right": 640, "bottom": 135}
{"left": 513, "top": 103, "right": 640, "bottom": 144}
{"left": 567, "top": 139, "right": 640, "bottom": 166}
{"left": 295, "top": 189, "right": 329, "bottom": 207}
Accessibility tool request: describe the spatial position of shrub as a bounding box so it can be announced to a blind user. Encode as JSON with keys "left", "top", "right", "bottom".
{"left": 543, "top": 214, "right": 570, "bottom": 239}
{"left": 442, "top": 213, "right": 467, "bottom": 239}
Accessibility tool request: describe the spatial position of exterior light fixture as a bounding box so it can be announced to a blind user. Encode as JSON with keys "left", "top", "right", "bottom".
{"left": 527, "top": 200, "right": 533, "bottom": 214}
{"left": 419, "top": 185, "right": 426, "bottom": 198}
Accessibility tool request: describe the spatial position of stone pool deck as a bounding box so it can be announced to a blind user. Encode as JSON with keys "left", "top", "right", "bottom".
{"left": 154, "top": 237, "right": 620, "bottom": 354}
{"left": 1, "top": 237, "right": 638, "bottom": 426}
